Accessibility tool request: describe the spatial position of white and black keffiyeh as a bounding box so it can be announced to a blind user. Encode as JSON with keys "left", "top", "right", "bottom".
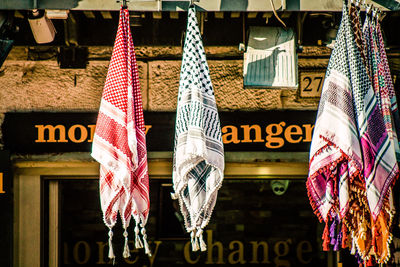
{"left": 171, "top": 5, "right": 225, "bottom": 252}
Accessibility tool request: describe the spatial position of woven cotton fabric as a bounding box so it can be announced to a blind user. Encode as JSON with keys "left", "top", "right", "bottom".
{"left": 91, "top": 6, "right": 151, "bottom": 258}
{"left": 307, "top": 1, "right": 399, "bottom": 263}
{"left": 172, "top": 5, "right": 224, "bottom": 252}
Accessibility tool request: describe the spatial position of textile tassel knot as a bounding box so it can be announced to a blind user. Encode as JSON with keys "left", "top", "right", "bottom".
{"left": 329, "top": 217, "right": 337, "bottom": 246}
{"left": 134, "top": 224, "right": 143, "bottom": 249}
{"left": 122, "top": 229, "right": 131, "bottom": 258}
{"left": 196, "top": 228, "right": 207, "bottom": 251}
{"left": 322, "top": 222, "right": 330, "bottom": 251}
{"left": 108, "top": 229, "right": 115, "bottom": 260}
{"left": 191, "top": 230, "right": 199, "bottom": 251}
{"left": 351, "top": 237, "right": 356, "bottom": 255}
{"left": 140, "top": 225, "right": 152, "bottom": 256}
{"left": 170, "top": 192, "right": 178, "bottom": 200}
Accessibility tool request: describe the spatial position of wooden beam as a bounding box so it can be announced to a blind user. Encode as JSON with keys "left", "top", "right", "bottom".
{"left": 214, "top": 12, "right": 224, "bottom": 19}
{"left": 247, "top": 12, "right": 258, "bottom": 19}
{"left": 100, "top": 11, "right": 112, "bottom": 19}
{"left": 83, "top": 11, "right": 95, "bottom": 19}
{"left": 152, "top": 12, "right": 162, "bottom": 19}
{"left": 169, "top": 11, "right": 179, "bottom": 19}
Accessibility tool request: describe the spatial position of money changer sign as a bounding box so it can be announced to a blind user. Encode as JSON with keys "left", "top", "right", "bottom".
{"left": 2, "top": 111, "right": 316, "bottom": 153}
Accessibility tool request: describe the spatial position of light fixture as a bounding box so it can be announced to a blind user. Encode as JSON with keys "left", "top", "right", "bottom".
{"left": 243, "top": 26, "right": 298, "bottom": 89}
{"left": 28, "top": 9, "right": 56, "bottom": 44}
{"left": 0, "top": 11, "right": 14, "bottom": 69}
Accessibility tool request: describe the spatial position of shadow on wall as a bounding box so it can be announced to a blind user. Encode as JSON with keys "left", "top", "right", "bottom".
{"left": 220, "top": 0, "right": 248, "bottom": 11}
{"left": 244, "top": 47, "right": 285, "bottom": 87}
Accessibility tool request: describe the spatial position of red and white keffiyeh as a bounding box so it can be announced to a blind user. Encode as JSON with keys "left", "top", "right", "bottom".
{"left": 92, "top": 6, "right": 151, "bottom": 259}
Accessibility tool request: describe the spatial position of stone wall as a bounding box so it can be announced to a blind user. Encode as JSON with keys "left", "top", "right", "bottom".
{"left": 0, "top": 45, "right": 329, "bottom": 147}
{"left": 0, "top": 46, "right": 323, "bottom": 113}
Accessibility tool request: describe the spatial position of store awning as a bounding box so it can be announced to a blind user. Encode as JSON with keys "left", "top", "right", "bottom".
{"left": 0, "top": 0, "right": 397, "bottom": 11}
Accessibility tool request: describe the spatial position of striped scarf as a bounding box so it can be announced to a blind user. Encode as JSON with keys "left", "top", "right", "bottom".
{"left": 362, "top": 13, "right": 399, "bottom": 262}
{"left": 92, "top": 6, "right": 151, "bottom": 259}
{"left": 307, "top": 1, "right": 363, "bottom": 252}
{"left": 172, "top": 5, "right": 225, "bottom": 252}
{"left": 308, "top": 2, "right": 399, "bottom": 263}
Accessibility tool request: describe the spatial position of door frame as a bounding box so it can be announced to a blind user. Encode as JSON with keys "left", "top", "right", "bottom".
{"left": 13, "top": 159, "right": 308, "bottom": 266}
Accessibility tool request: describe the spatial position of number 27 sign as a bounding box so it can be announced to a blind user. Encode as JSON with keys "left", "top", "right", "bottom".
{"left": 299, "top": 72, "right": 325, "bottom": 98}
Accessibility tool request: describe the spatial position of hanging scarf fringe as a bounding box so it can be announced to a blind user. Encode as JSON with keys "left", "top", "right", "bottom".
{"left": 134, "top": 224, "right": 143, "bottom": 249}
{"left": 191, "top": 230, "right": 199, "bottom": 251}
{"left": 140, "top": 223, "right": 152, "bottom": 256}
{"left": 108, "top": 228, "right": 116, "bottom": 260}
{"left": 196, "top": 228, "right": 207, "bottom": 251}
{"left": 322, "top": 221, "right": 331, "bottom": 251}
{"left": 342, "top": 223, "right": 349, "bottom": 249}
{"left": 122, "top": 229, "right": 131, "bottom": 258}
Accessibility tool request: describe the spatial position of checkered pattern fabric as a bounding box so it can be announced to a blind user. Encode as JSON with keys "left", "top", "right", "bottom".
{"left": 172, "top": 5, "right": 224, "bottom": 252}
{"left": 91, "top": 6, "right": 151, "bottom": 259}
{"left": 359, "top": 15, "right": 398, "bottom": 225}
{"left": 308, "top": 0, "right": 363, "bottom": 226}
{"left": 308, "top": 2, "right": 399, "bottom": 264}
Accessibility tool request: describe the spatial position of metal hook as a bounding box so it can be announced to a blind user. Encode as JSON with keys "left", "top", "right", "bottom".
{"left": 366, "top": 4, "right": 372, "bottom": 14}
{"left": 117, "top": 0, "right": 128, "bottom": 8}
{"left": 190, "top": 0, "right": 199, "bottom": 6}
{"left": 362, "top": 0, "right": 367, "bottom": 8}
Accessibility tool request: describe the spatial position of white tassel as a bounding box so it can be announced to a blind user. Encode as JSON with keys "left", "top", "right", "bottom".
{"left": 122, "top": 229, "right": 131, "bottom": 258}
{"left": 197, "top": 228, "right": 207, "bottom": 252}
{"left": 108, "top": 229, "right": 116, "bottom": 260}
{"left": 134, "top": 224, "right": 143, "bottom": 249}
{"left": 191, "top": 230, "right": 199, "bottom": 251}
{"left": 170, "top": 192, "right": 178, "bottom": 200}
{"left": 350, "top": 237, "right": 356, "bottom": 255}
{"left": 141, "top": 227, "right": 152, "bottom": 256}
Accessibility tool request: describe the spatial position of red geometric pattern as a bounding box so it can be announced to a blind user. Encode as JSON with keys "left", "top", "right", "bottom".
{"left": 91, "top": 6, "right": 150, "bottom": 242}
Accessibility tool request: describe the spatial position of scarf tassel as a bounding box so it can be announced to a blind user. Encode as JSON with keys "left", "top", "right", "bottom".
{"left": 196, "top": 228, "right": 207, "bottom": 251}
{"left": 342, "top": 223, "right": 349, "bottom": 249}
{"left": 191, "top": 230, "right": 200, "bottom": 251}
{"left": 322, "top": 221, "right": 331, "bottom": 251}
{"left": 108, "top": 228, "right": 116, "bottom": 260}
{"left": 122, "top": 229, "right": 131, "bottom": 258}
{"left": 134, "top": 224, "right": 143, "bottom": 249}
{"left": 351, "top": 237, "right": 356, "bottom": 255}
{"left": 141, "top": 226, "right": 152, "bottom": 256}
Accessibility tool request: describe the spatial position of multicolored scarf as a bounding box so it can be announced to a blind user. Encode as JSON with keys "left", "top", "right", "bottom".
{"left": 307, "top": 0, "right": 363, "bottom": 250}
{"left": 374, "top": 18, "right": 400, "bottom": 160}
{"left": 92, "top": 6, "right": 151, "bottom": 259}
{"left": 171, "top": 5, "right": 224, "bottom": 252}
{"left": 362, "top": 13, "right": 399, "bottom": 262}
{"left": 308, "top": 2, "right": 399, "bottom": 263}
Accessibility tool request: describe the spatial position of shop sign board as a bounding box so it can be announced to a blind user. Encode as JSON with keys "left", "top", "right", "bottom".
{"left": 299, "top": 71, "right": 325, "bottom": 98}
{"left": 2, "top": 111, "right": 317, "bottom": 153}
{"left": 0, "top": 150, "right": 12, "bottom": 267}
